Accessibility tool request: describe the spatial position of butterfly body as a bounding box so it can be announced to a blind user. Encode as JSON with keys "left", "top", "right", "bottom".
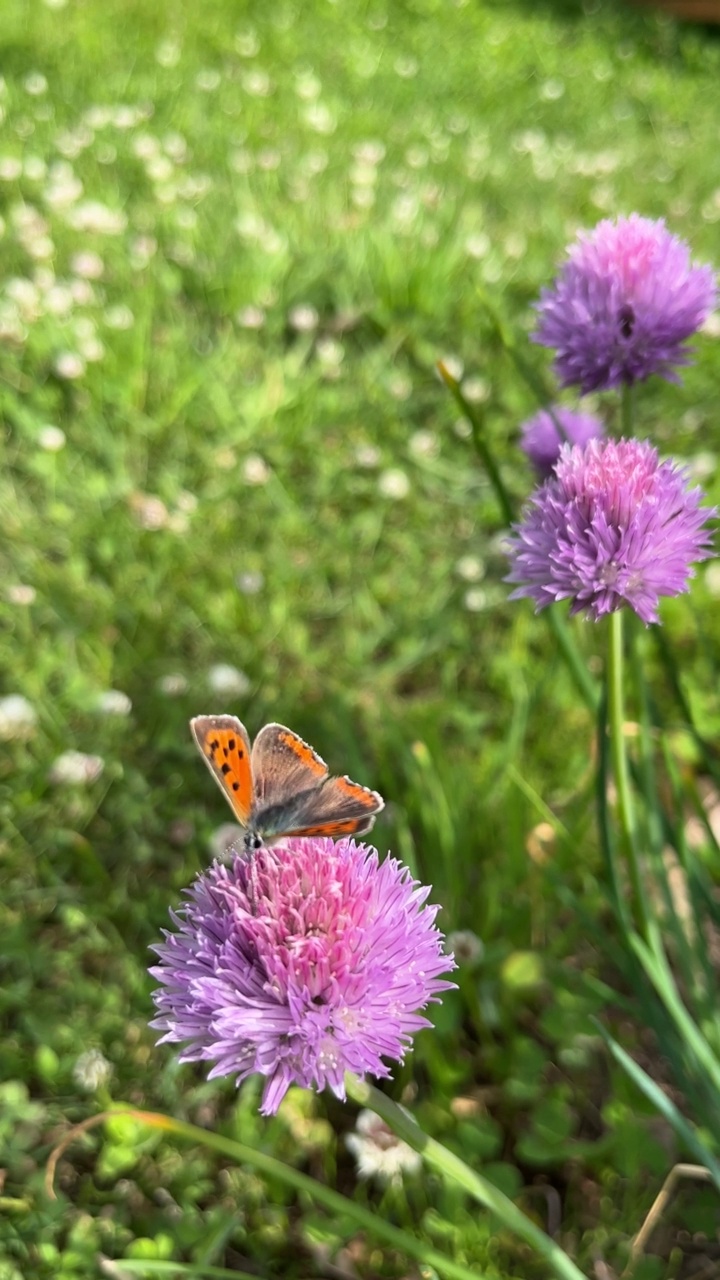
{"left": 190, "top": 715, "right": 384, "bottom": 851}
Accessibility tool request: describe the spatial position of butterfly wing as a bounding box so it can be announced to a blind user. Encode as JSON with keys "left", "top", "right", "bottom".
{"left": 280, "top": 774, "right": 385, "bottom": 840}
{"left": 250, "top": 722, "right": 328, "bottom": 810}
{"left": 190, "top": 714, "right": 254, "bottom": 826}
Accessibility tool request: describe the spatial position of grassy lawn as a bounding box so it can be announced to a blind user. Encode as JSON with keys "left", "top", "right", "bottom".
{"left": 3, "top": 0, "right": 720, "bottom": 1275}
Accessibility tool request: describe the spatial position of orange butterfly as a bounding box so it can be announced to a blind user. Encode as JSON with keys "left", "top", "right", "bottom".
{"left": 190, "top": 715, "right": 384, "bottom": 851}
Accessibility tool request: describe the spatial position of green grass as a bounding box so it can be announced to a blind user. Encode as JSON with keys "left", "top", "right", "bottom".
{"left": 3, "top": 0, "right": 720, "bottom": 1275}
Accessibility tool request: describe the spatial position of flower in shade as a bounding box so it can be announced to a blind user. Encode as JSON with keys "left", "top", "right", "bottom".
{"left": 533, "top": 215, "right": 717, "bottom": 392}
{"left": 506, "top": 438, "right": 716, "bottom": 624}
{"left": 346, "top": 1108, "right": 422, "bottom": 1185}
{"left": 520, "top": 405, "right": 605, "bottom": 477}
{"left": 150, "top": 837, "right": 455, "bottom": 1115}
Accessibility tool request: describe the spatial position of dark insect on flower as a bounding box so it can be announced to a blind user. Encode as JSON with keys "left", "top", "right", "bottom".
{"left": 533, "top": 215, "right": 717, "bottom": 393}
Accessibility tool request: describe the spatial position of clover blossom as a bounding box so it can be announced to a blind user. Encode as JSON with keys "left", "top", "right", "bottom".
{"left": 533, "top": 215, "right": 717, "bottom": 392}
{"left": 520, "top": 405, "right": 605, "bottom": 477}
{"left": 150, "top": 837, "right": 455, "bottom": 1115}
{"left": 506, "top": 438, "right": 715, "bottom": 624}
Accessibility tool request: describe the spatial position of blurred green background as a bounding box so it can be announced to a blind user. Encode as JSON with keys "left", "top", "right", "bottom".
{"left": 3, "top": 0, "right": 720, "bottom": 1275}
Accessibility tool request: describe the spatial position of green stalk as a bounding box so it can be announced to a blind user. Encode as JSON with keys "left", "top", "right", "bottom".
{"left": 436, "top": 360, "right": 599, "bottom": 715}
{"left": 436, "top": 360, "right": 514, "bottom": 525}
{"left": 606, "top": 610, "right": 650, "bottom": 941}
{"left": 346, "top": 1076, "right": 590, "bottom": 1280}
{"left": 545, "top": 607, "right": 599, "bottom": 711}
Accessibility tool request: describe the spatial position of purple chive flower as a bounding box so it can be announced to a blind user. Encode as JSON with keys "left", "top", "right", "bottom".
{"left": 533, "top": 215, "right": 717, "bottom": 393}
{"left": 520, "top": 405, "right": 605, "bottom": 478}
{"left": 506, "top": 438, "right": 716, "bottom": 624}
{"left": 150, "top": 837, "right": 455, "bottom": 1115}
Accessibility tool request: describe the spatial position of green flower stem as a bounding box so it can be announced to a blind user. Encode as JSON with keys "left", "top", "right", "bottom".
{"left": 436, "top": 360, "right": 514, "bottom": 526}
{"left": 346, "top": 1076, "right": 590, "bottom": 1280}
{"left": 607, "top": 610, "right": 650, "bottom": 941}
{"left": 621, "top": 383, "right": 634, "bottom": 436}
{"left": 113, "top": 1109, "right": 485, "bottom": 1280}
{"left": 436, "top": 360, "right": 599, "bottom": 716}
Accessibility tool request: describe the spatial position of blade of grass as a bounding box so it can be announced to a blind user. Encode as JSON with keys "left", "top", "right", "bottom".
{"left": 593, "top": 1020, "right": 720, "bottom": 1193}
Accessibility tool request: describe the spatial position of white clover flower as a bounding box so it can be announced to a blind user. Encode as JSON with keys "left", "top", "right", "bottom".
{"left": 111, "top": 105, "right": 143, "bottom": 130}
{"left": 387, "top": 372, "right": 412, "bottom": 401}
{"left": 207, "top": 823, "right": 245, "bottom": 860}
{"left": 378, "top": 469, "right": 410, "bottom": 500}
{"left": 0, "top": 695, "right": 37, "bottom": 740}
{"left": 66, "top": 201, "right": 127, "bottom": 235}
{"left": 196, "top": 68, "right": 221, "bottom": 92}
{"left": 6, "top": 277, "right": 40, "bottom": 319}
{"left": 288, "top": 303, "right": 319, "bottom": 333}
{"left": 38, "top": 425, "right": 66, "bottom": 451}
{"left": 303, "top": 103, "right": 335, "bottom": 134}
{"left": 394, "top": 55, "right": 419, "bottom": 78}
{"left": 157, "top": 673, "right": 188, "bottom": 697}
{"left": 6, "top": 584, "right": 36, "bottom": 605}
{"left": 236, "top": 305, "right": 265, "bottom": 330}
{"left": 70, "top": 250, "right": 104, "bottom": 279}
{"left": 438, "top": 354, "right": 464, "bottom": 382}
{"left": 409, "top": 429, "right": 438, "bottom": 458}
{"left": 23, "top": 72, "right": 48, "bottom": 96}
{"left": 446, "top": 930, "right": 485, "bottom": 966}
{"left": 104, "top": 305, "right": 134, "bottom": 331}
{"left": 129, "top": 235, "right": 157, "bottom": 268}
{"left": 146, "top": 155, "right": 174, "bottom": 184}
{"left": 462, "top": 377, "right": 490, "bottom": 404}
{"left": 54, "top": 352, "right": 85, "bottom": 380}
{"left": 354, "top": 444, "right": 381, "bottom": 469}
{"left": 353, "top": 140, "right": 386, "bottom": 165}
{"left": 207, "top": 664, "right": 251, "bottom": 697}
{"left": 294, "top": 70, "right": 322, "bottom": 101}
{"left": 69, "top": 279, "right": 95, "bottom": 306}
{"left": 73, "top": 1049, "right": 112, "bottom": 1091}
{"left": 242, "top": 69, "right": 272, "bottom": 97}
{"left": 155, "top": 38, "right": 182, "bottom": 67}
{"left": 44, "top": 161, "right": 83, "bottom": 207}
{"left": 463, "top": 588, "right": 488, "bottom": 613}
{"left": 43, "top": 285, "right": 74, "bottom": 316}
{"left": 466, "top": 232, "right": 490, "bottom": 259}
{"left": 455, "top": 555, "right": 485, "bottom": 583}
{"left": 49, "top": 751, "right": 105, "bottom": 785}
{"left": 163, "top": 132, "right": 187, "bottom": 161}
{"left": 235, "top": 29, "right": 260, "bottom": 57}
{"left": 346, "top": 1110, "right": 422, "bottom": 1185}
{"left": 79, "top": 336, "right": 105, "bottom": 363}
{"left": 236, "top": 570, "right": 264, "bottom": 595}
{"left": 95, "top": 690, "right": 132, "bottom": 717}
{"left": 315, "top": 337, "right": 343, "bottom": 369}
{"left": 55, "top": 126, "right": 93, "bottom": 157}
{"left": 242, "top": 454, "right": 270, "bottom": 485}
{"left": 0, "top": 156, "right": 22, "bottom": 181}
{"left": 128, "top": 492, "right": 169, "bottom": 530}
